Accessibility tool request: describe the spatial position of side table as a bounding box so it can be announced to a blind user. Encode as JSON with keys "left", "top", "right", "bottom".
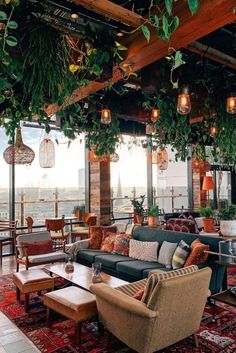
{"left": 209, "top": 290, "right": 236, "bottom": 321}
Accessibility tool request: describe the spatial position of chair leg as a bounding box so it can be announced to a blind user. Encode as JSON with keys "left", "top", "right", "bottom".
{"left": 16, "top": 262, "right": 19, "bottom": 272}
{"left": 193, "top": 333, "right": 199, "bottom": 348}
{"left": 46, "top": 307, "right": 53, "bottom": 327}
{"left": 25, "top": 293, "right": 30, "bottom": 313}
{"left": 74, "top": 321, "right": 81, "bottom": 347}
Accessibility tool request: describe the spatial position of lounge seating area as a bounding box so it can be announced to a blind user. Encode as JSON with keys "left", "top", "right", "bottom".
{"left": 0, "top": 1, "right": 236, "bottom": 353}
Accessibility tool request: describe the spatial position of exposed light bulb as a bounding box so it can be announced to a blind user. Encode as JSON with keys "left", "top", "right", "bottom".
{"left": 151, "top": 108, "right": 160, "bottom": 123}
{"left": 177, "top": 85, "right": 191, "bottom": 115}
{"left": 101, "top": 108, "right": 111, "bottom": 124}
{"left": 226, "top": 94, "right": 236, "bottom": 115}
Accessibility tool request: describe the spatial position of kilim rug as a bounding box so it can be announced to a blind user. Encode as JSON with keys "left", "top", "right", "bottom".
{"left": 0, "top": 274, "right": 236, "bottom": 353}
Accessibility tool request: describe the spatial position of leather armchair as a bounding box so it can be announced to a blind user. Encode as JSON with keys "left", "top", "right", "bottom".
{"left": 90, "top": 267, "right": 212, "bottom": 353}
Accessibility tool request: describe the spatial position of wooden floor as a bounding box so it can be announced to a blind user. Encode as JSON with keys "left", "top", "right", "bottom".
{"left": 0, "top": 255, "right": 17, "bottom": 275}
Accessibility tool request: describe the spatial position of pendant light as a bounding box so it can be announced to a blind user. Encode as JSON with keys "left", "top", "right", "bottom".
{"left": 151, "top": 108, "right": 160, "bottom": 123}
{"left": 192, "top": 157, "right": 210, "bottom": 172}
{"left": 177, "top": 85, "right": 191, "bottom": 115}
{"left": 39, "top": 133, "right": 55, "bottom": 168}
{"left": 101, "top": 108, "right": 111, "bottom": 124}
{"left": 3, "top": 127, "right": 35, "bottom": 165}
{"left": 210, "top": 126, "right": 217, "bottom": 138}
{"left": 156, "top": 147, "right": 168, "bottom": 170}
{"left": 71, "top": 4, "right": 79, "bottom": 20}
{"left": 226, "top": 93, "right": 236, "bottom": 115}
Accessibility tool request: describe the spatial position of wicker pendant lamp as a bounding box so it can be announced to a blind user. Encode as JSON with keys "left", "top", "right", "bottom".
{"left": 3, "top": 128, "right": 35, "bottom": 165}
{"left": 39, "top": 133, "right": 55, "bottom": 168}
{"left": 156, "top": 147, "right": 168, "bottom": 170}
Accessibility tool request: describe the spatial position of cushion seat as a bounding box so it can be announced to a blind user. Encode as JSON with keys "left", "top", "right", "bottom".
{"left": 116, "top": 260, "right": 165, "bottom": 279}
{"left": 50, "top": 231, "right": 69, "bottom": 239}
{"left": 95, "top": 254, "right": 135, "bottom": 270}
{"left": 22, "top": 251, "right": 66, "bottom": 263}
{"left": 77, "top": 249, "right": 110, "bottom": 263}
{"left": 72, "top": 227, "right": 88, "bottom": 233}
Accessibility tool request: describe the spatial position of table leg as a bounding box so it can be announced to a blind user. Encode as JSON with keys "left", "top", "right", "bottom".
{"left": 25, "top": 293, "right": 30, "bottom": 313}
{"left": 74, "top": 321, "right": 81, "bottom": 346}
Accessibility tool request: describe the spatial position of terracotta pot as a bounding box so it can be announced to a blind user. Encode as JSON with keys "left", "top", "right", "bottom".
{"left": 203, "top": 218, "right": 215, "bottom": 233}
{"left": 134, "top": 211, "right": 144, "bottom": 225}
{"left": 148, "top": 216, "right": 158, "bottom": 228}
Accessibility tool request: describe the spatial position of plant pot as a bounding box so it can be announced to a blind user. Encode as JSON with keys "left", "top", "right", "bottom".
{"left": 203, "top": 218, "right": 215, "bottom": 233}
{"left": 148, "top": 216, "right": 158, "bottom": 228}
{"left": 220, "top": 220, "right": 236, "bottom": 237}
{"left": 133, "top": 211, "right": 144, "bottom": 225}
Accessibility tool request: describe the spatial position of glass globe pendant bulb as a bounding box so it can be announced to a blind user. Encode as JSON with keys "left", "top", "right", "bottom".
{"left": 177, "top": 86, "right": 191, "bottom": 115}
{"left": 210, "top": 126, "right": 217, "bottom": 138}
{"left": 226, "top": 94, "right": 236, "bottom": 115}
{"left": 101, "top": 108, "right": 111, "bottom": 124}
{"left": 151, "top": 108, "right": 160, "bottom": 122}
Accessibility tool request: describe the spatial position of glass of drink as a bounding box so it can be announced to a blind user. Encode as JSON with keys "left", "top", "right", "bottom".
{"left": 92, "top": 262, "right": 102, "bottom": 283}
{"left": 65, "top": 255, "right": 74, "bottom": 278}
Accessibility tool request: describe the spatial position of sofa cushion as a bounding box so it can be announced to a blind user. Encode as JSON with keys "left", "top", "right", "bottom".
{"left": 100, "top": 233, "right": 116, "bottom": 252}
{"left": 95, "top": 254, "right": 134, "bottom": 270}
{"left": 77, "top": 249, "right": 109, "bottom": 263}
{"left": 21, "top": 240, "right": 53, "bottom": 257}
{"left": 89, "top": 226, "right": 103, "bottom": 250}
{"left": 129, "top": 239, "right": 158, "bottom": 262}
{"left": 184, "top": 239, "right": 209, "bottom": 267}
{"left": 112, "top": 234, "right": 131, "bottom": 256}
{"left": 25, "top": 251, "right": 66, "bottom": 264}
{"left": 172, "top": 240, "right": 190, "bottom": 269}
{"left": 158, "top": 241, "right": 177, "bottom": 267}
{"left": 116, "top": 260, "right": 165, "bottom": 279}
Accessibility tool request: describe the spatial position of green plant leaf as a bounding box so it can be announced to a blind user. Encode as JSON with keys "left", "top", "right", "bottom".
{"left": 165, "top": 0, "right": 173, "bottom": 15}
{"left": 115, "top": 42, "right": 128, "bottom": 51}
{"left": 162, "top": 14, "right": 170, "bottom": 40}
{"left": 169, "top": 16, "right": 179, "bottom": 33}
{"left": 187, "top": 0, "right": 199, "bottom": 14}
{"left": 0, "top": 77, "right": 11, "bottom": 90}
{"left": 0, "top": 95, "right": 5, "bottom": 104}
{"left": 6, "top": 36, "right": 18, "bottom": 47}
{"left": 141, "top": 25, "right": 151, "bottom": 43}
{"left": 173, "top": 50, "right": 185, "bottom": 70}
{"left": 0, "top": 11, "right": 7, "bottom": 20}
{"left": 7, "top": 21, "right": 18, "bottom": 29}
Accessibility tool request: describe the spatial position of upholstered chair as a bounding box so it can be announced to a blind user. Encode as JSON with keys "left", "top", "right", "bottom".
{"left": 71, "top": 213, "right": 97, "bottom": 241}
{"left": 90, "top": 267, "right": 212, "bottom": 353}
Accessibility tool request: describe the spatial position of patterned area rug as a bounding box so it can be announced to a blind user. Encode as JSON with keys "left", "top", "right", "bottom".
{"left": 0, "top": 274, "right": 236, "bottom": 353}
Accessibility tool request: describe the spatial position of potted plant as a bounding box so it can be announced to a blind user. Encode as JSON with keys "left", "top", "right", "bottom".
{"left": 199, "top": 207, "right": 216, "bottom": 233}
{"left": 218, "top": 205, "right": 236, "bottom": 237}
{"left": 147, "top": 205, "right": 159, "bottom": 227}
{"left": 131, "top": 195, "right": 145, "bottom": 225}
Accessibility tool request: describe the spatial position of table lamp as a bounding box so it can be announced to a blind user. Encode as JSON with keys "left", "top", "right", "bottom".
{"left": 202, "top": 175, "right": 214, "bottom": 207}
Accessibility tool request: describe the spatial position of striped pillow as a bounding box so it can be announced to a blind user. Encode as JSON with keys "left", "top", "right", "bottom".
{"left": 141, "top": 265, "right": 198, "bottom": 304}
{"left": 172, "top": 240, "right": 190, "bottom": 269}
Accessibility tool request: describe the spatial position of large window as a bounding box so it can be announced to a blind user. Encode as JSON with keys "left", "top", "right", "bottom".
{"left": 15, "top": 126, "right": 85, "bottom": 226}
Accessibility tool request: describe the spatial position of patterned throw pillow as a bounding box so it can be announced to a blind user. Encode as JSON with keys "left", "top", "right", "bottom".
{"left": 172, "top": 240, "right": 190, "bottom": 269}
{"left": 100, "top": 233, "right": 117, "bottom": 252}
{"left": 102, "top": 226, "right": 117, "bottom": 238}
{"left": 133, "top": 289, "right": 144, "bottom": 300}
{"left": 158, "top": 241, "right": 177, "bottom": 267}
{"left": 21, "top": 240, "right": 53, "bottom": 256}
{"left": 89, "top": 226, "right": 103, "bottom": 249}
{"left": 184, "top": 238, "right": 209, "bottom": 267}
{"left": 129, "top": 239, "right": 158, "bottom": 262}
{"left": 141, "top": 265, "right": 198, "bottom": 305}
{"left": 112, "top": 234, "right": 131, "bottom": 256}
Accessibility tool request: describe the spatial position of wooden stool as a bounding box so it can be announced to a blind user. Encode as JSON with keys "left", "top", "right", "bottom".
{"left": 13, "top": 269, "right": 54, "bottom": 312}
{"left": 44, "top": 286, "right": 97, "bottom": 346}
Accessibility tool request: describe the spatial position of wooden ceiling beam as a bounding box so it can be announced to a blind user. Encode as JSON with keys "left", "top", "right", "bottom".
{"left": 46, "top": 0, "right": 236, "bottom": 116}
{"left": 71, "top": 0, "right": 144, "bottom": 27}
{"left": 186, "top": 41, "right": 236, "bottom": 70}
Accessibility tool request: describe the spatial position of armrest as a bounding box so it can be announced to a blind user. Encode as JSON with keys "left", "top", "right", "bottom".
{"left": 90, "top": 283, "right": 157, "bottom": 319}
{"left": 148, "top": 269, "right": 165, "bottom": 277}
{"left": 15, "top": 244, "right": 29, "bottom": 260}
{"left": 65, "top": 239, "right": 89, "bottom": 259}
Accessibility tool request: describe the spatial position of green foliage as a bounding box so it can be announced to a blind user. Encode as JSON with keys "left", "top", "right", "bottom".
{"left": 218, "top": 205, "right": 236, "bottom": 220}
{"left": 131, "top": 195, "right": 145, "bottom": 216}
{"left": 187, "top": 0, "right": 200, "bottom": 15}
{"left": 199, "top": 207, "right": 215, "bottom": 218}
{"left": 148, "top": 205, "right": 159, "bottom": 217}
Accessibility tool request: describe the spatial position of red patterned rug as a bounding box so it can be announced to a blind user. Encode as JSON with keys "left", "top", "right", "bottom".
{"left": 0, "top": 274, "right": 236, "bottom": 353}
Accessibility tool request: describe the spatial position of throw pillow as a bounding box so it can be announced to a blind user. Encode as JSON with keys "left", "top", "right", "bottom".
{"left": 158, "top": 241, "right": 177, "bottom": 267}
{"left": 112, "top": 234, "right": 131, "bottom": 256}
{"left": 133, "top": 289, "right": 144, "bottom": 300}
{"left": 188, "top": 215, "right": 200, "bottom": 233}
{"left": 21, "top": 240, "right": 53, "bottom": 256}
{"left": 100, "top": 233, "right": 117, "bottom": 252}
{"left": 172, "top": 240, "right": 190, "bottom": 269}
{"left": 184, "top": 238, "right": 209, "bottom": 267}
{"left": 102, "top": 226, "right": 117, "bottom": 238}
{"left": 89, "top": 226, "right": 103, "bottom": 250}
{"left": 141, "top": 265, "right": 198, "bottom": 305}
{"left": 129, "top": 239, "right": 158, "bottom": 262}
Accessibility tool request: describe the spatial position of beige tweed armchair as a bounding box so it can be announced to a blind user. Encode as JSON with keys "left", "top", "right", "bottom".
{"left": 90, "top": 267, "right": 212, "bottom": 353}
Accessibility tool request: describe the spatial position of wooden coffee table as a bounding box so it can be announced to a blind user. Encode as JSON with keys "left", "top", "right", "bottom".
{"left": 44, "top": 262, "right": 128, "bottom": 291}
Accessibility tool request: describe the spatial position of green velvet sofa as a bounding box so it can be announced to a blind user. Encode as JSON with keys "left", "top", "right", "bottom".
{"left": 76, "top": 226, "right": 226, "bottom": 294}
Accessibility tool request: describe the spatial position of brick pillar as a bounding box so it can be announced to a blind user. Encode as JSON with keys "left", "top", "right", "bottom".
{"left": 192, "top": 170, "right": 207, "bottom": 209}
{"left": 89, "top": 161, "right": 111, "bottom": 225}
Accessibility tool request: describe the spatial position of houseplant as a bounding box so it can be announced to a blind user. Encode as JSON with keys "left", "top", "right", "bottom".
{"left": 147, "top": 205, "right": 159, "bottom": 227}
{"left": 218, "top": 205, "right": 236, "bottom": 237}
{"left": 199, "top": 207, "right": 216, "bottom": 233}
{"left": 131, "top": 195, "right": 145, "bottom": 225}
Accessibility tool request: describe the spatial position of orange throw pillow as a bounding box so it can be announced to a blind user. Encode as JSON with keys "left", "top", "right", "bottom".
{"left": 133, "top": 289, "right": 144, "bottom": 300}
{"left": 21, "top": 240, "right": 53, "bottom": 256}
{"left": 112, "top": 234, "right": 131, "bottom": 256}
{"left": 89, "top": 226, "right": 103, "bottom": 249}
{"left": 100, "top": 233, "right": 117, "bottom": 252}
{"left": 184, "top": 238, "right": 209, "bottom": 267}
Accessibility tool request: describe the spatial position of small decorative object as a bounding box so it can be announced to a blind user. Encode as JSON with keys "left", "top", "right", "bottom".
{"left": 210, "top": 126, "right": 217, "bottom": 138}
{"left": 64, "top": 255, "right": 74, "bottom": 277}
{"left": 147, "top": 205, "right": 159, "bottom": 227}
{"left": 177, "top": 85, "right": 191, "bottom": 115}
{"left": 199, "top": 207, "right": 216, "bottom": 233}
{"left": 226, "top": 93, "right": 236, "bottom": 115}
{"left": 39, "top": 133, "right": 55, "bottom": 168}
{"left": 3, "top": 127, "right": 35, "bottom": 165}
{"left": 151, "top": 108, "right": 160, "bottom": 123}
{"left": 146, "top": 123, "right": 154, "bottom": 135}
{"left": 202, "top": 176, "right": 214, "bottom": 207}
{"left": 156, "top": 147, "right": 168, "bottom": 170}
{"left": 92, "top": 262, "right": 102, "bottom": 283}
{"left": 101, "top": 108, "right": 111, "bottom": 124}
{"left": 131, "top": 195, "right": 145, "bottom": 225}
{"left": 219, "top": 205, "right": 236, "bottom": 237}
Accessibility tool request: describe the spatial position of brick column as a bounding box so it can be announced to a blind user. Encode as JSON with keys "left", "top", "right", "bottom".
{"left": 89, "top": 161, "right": 111, "bottom": 225}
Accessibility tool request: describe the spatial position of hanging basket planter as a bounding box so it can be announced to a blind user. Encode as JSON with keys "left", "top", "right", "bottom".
{"left": 39, "top": 134, "right": 55, "bottom": 168}
{"left": 156, "top": 148, "right": 168, "bottom": 170}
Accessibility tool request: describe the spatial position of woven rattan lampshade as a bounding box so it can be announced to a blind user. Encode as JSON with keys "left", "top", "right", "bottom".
{"left": 156, "top": 148, "right": 168, "bottom": 170}
{"left": 3, "top": 128, "right": 35, "bottom": 165}
{"left": 39, "top": 134, "right": 55, "bottom": 168}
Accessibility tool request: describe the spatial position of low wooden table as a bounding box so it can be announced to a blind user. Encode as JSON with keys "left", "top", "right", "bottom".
{"left": 44, "top": 262, "right": 128, "bottom": 291}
